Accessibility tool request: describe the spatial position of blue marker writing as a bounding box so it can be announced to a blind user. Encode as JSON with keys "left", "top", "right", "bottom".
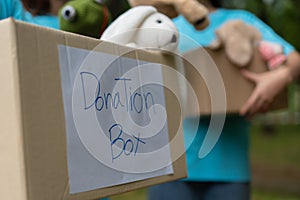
{"left": 109, "top": 123, "right": 146, "bottom": 162}
{"left": 80, "top": 71, "right": 155, "bottom": 113}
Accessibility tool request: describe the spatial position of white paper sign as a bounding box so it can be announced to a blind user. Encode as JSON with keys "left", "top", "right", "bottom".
{"left": 58, "top": 45, "right": 173, "bottom": 194}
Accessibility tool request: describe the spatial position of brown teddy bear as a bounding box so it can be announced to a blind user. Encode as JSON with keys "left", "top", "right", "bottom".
{"left": 209, "top": 19, "right": 287, "bottom": 69}
{"left": 127, "top": 0, "right": 209, "bottom": 30}
{"left": 209, "top": 19, "right": 262, "bottom": 67}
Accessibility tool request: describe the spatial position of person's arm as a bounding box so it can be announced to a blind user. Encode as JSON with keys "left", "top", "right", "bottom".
{"left": 235, "top": 11, "right": 300, "bottom": 117}
{"left": 240, "top": 50, "right": 300, "bottom": 118}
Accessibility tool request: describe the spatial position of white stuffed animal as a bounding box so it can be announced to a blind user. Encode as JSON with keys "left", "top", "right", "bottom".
{"left": 101, "top": 6, "right": 179, "bottom": 52}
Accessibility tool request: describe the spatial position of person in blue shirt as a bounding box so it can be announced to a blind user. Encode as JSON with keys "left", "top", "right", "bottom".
{"left": 148, "top": 0, "right": 300, "bottom": 200}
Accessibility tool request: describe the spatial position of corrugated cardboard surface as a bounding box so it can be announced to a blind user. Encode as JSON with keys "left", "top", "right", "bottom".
{"left": 183, "top": 47, "right": 288, "bottom": 115}
{"left": 0, "top": 17, "right": 27, "bottom": 200}
{"left": 0, "top": 18, "right": 186, "bottom": 200}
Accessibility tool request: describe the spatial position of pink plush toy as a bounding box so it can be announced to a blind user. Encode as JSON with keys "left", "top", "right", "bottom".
{"left": 258, "top": 41, "right": 287, "bottom": 70}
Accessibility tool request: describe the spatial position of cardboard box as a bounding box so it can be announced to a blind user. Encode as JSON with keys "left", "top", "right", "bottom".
{"left": 182, "top": 47, "right": 288, "bottom": 115}
{"left": 0, "top": 18, "right": 186, "bottom": 200}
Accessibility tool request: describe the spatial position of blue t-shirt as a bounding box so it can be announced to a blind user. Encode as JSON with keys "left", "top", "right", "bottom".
{"left": 0, "top": 0, "right": 58, "bottom": 29}
{"left": 173, "top": 9, "right": 294, "bottom": 182}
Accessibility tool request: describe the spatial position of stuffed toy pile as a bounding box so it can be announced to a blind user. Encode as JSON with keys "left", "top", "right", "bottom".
{"left": 59, "top": 0, "right": 111, "bottom": 38}
{"left": 210, "top": 19, "right": 286, "bottom": 70}
{"left": 127, "top": 0, "right": 209, "bottom": 30}
{"left": 101, "top": 6, "right": 179, "bottom": 52}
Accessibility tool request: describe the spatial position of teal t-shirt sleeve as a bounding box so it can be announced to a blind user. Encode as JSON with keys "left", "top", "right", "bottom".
{"left": 237, "top": 10, "right": 295, "bottom": 55}
{"left": 0, "top": 0, "right": 35, "bottom": 21}
{"left": 1, "top": 0, "right": 58, "bottom": 29}
{"left": 0, "top": 0, "right": 12, "bottom": 19}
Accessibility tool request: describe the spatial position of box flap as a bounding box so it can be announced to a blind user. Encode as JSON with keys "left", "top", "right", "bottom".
{"left": 0, "top": 18, "right": 27, "bottom": 200}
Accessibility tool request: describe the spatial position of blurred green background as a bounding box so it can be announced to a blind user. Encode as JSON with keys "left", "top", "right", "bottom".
{"left": 106, "top": 0, "right": 300, "bottom": 199}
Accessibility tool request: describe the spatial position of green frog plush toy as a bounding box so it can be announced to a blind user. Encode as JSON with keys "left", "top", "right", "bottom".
{"left": 59, "top": 0, "right": 111, "bottom": 38}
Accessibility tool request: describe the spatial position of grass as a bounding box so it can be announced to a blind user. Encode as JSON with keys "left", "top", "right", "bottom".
{"left": 250, "top": 124, "right": 300, "bottom": 196}
{"left": 109, "top": 124, "right": 300, "bottom": 200}
{"left": 250, "top": 124, "right": 300, "bottom": 168}
{"left": 252, "top": 188, "right": 300, "bottom": 200}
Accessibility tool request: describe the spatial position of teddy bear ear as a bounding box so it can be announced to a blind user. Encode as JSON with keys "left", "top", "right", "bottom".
{"left": 226, "top": 37, "right": 253, "bottom": 67}
{"left": 213, "top": 20, "right": 255, "bottom": 68}
{"left": 101, "top": 6, "right": 157, "bottom": 44}
{"left": 227, "top": 24, "right": 261, "bottom": 67}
